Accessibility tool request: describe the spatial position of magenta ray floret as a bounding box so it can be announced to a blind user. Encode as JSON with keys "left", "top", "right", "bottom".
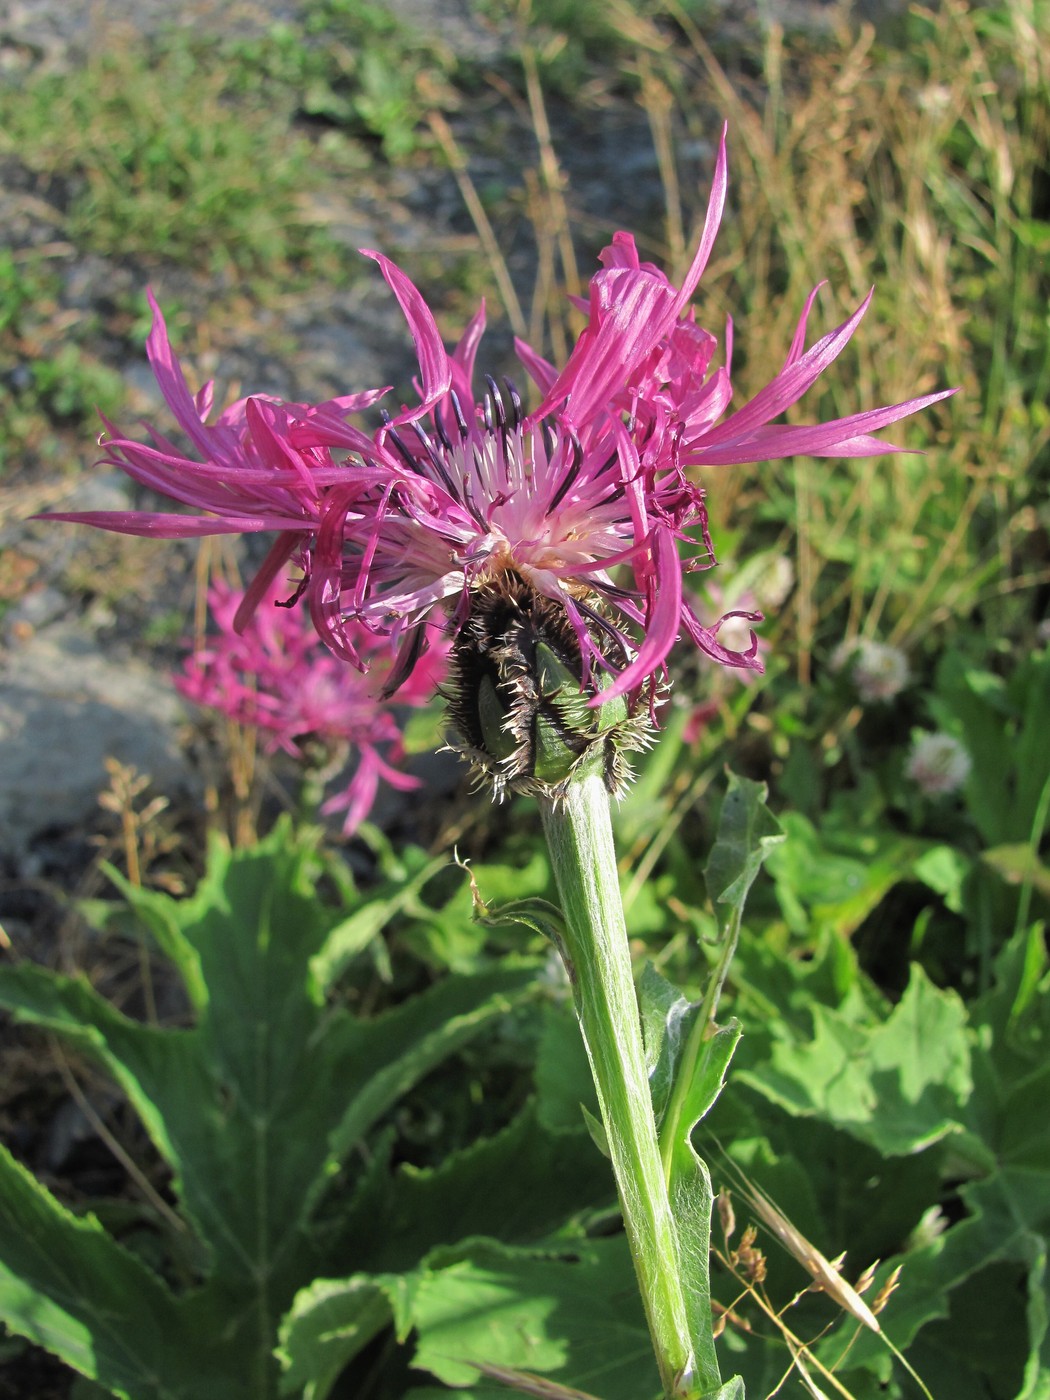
{"left": 45, "top": 128, "right": 955, "bottom": 703}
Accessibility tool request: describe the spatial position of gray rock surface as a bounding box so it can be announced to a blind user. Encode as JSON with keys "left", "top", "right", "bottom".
{"left": 0, "top": 623, "right": 191, "bottom": 856}
{"left": 0, "top": 0, "right": 292, "bottom": 57}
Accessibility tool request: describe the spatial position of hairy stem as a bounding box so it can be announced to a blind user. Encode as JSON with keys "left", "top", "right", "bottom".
{"left": 540, "top": 774, "right": 720, "bottom": 1399}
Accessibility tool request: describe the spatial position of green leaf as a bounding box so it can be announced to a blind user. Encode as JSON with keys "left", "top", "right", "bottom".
{"left": 971, "top": 924, "right": 1050, "bottom": 1055}
{"left": 276, "top": 1276, "right": 393, "bottom": 1399}
{"left": 704, "top": 773, "right": 785, "bottom": 928}
{"left": 335, "top": 1101, "right": 611, "bottom": 1274}
{"left": 1015, "top": 217, "right": 1050, "bottom": 253}
{"left": 471, "top": 892, "right": 567, "bottom": 950}
{"left": 408, "top": 849, "right": 552, "bottom": 971}
{"left": 405, "top": 1238, "right": 658, "bottom": 1398}
{"left": 761, "top": 928, "right": 1050, "bottom": 1397}
{"left": 729, "top": 922, "right": 869, "bottom": 1048}
{"left": 91, "top": 866, "right": 208, "bottom": 1013}
{"left": 764, "top": 812, "right": 920, "bottom": 938}
{"left": 634, "top": 771, "right": 782, "bottom": 1400}
{"left": 706, "top": 1382, "right": 744, "bottom": 1400}
{"left": 913, "top": 844, "right": 973, "bottom": 914}
{"left": 983, "top": 843, "right": 1050, "bottom": 899}
{"left": 933, "top": 650, "right": 1050, "bottom": 847}
{"left": 280, "top": 1239, "right": 660, "bottom": 1400}
{"left": 310, "top": 848, "right": 446, "bottom": 992}
{"left": 534, "top": 1003, "right": 598, "bottom": 1135}
{"left": 638, "top": 962, "right": 695, "bottom": 1127}
{"left": 0, "top": 1140, "right": 230, "bottom": 1399}
{"left": 405, "top": 1390, "right": 507, "bottom": 1400}
{"left": 820, "top": 1167, "right": 1050, "bottom": 1393}
{"left": 740, "top": 965, "right": 972, "bottom": 1155}
{"left": 319, "top": 964, "right": 540, "bottom": 1179}
{"left": 0, "top": 820, "right": 540, "bottom": 1396}
{"left": 663, "top": 1023, "right": 742, "bottom": 1399}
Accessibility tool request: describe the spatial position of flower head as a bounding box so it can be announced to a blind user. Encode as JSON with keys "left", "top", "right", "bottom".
{"left": 830, "top": 637, "right": 910, "bottom": 702}
{"left": 177, "top": 576, "right": 447, "bottom": 834}
{"left": 45, "top": 126, "right": 955, "bottom": 745}
{"left": 905, "top": 731, "right": 971, "bottom": 796}
{"left": 294, "top": 130, "right": 952, "bottom": 711}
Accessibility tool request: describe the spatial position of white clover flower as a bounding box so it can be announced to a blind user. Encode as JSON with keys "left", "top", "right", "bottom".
{"left": 906, "top": 732, "right": 972, "bottom": 796}
{"left": 830, "top": 637, "right": 909, "bottom": 701}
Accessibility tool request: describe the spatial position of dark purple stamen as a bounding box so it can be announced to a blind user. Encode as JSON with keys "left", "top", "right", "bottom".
{"left": 412, "top": 422, "right": 459, "bottom": 497}
{"left": 381, "top": 412, "right": 424, "bottom": 474}
{"left": 449, "top": 389, "right": 470, "bottom": 439}
{"left": 592, "top": 484, "right": 627, "bottom": 510}
{"left": 505, "top": 379, "right": 523, "bottom": 428}
{"left": 435, "top": 409, "right": 456, "bottom": 454}
{"left": 575, "top": 595, "right": 633, "bottom": 666}
{"left": 484, "top": 375, "right": 506, "bottom": 431}
{"left": 461, "top": 470, "right": 487, "bottom": 529}
{"left": 598, "top": 578, "right": 640, "bottom": 602}
{"left": 548, "top": 428, "right": 585, "bottom": 512}
{"left": 380, "top": 621, "right": 427, "bottom": 698}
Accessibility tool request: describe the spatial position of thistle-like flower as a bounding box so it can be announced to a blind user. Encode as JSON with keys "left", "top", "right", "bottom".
{"left": 45, "top": 128, "right": 954, "bottom": 796}
{"left": 296, "top": 134, "right": 952, "bottom": 713}
{"left": 176, "top": 577, "right": 446, "bottom": 833}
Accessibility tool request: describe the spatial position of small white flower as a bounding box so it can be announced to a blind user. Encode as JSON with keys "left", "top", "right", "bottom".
{"left": 830, "top": 637, "right": 909, "bottom": 702}
{"left": 906, "top": 732, "right": 972, "bottom": 796}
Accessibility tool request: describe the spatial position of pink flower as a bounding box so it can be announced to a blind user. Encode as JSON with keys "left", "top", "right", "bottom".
{"left": 177, "top": 577, "right": 447, "bottom": 834}
{"left": 46, "top": 127, "right": 955, "bottom": 707}
{"left": 295, "top": 129, "right": 953, "bottom": 704}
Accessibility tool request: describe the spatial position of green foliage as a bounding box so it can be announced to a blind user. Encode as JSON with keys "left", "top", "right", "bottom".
{"left": 931, "top": 648, "right": 1050, "bottom": 852}
{"left": 0, "top": 821, "right": 555, "bottom": 1397}
{"left": 0, "top": 248, "right": 53, "bottom": 340}
{"left": 0, "top": 250, "right": 123, "bottom": 465}
{"left": 0, "top": 39, "right": 334, "bottom": 278}
{"left": 26, "top": 342, "right": 125, "bottom": 425}
{"left": 701, "top": 923, "right": 1050, "bottom": 1399}
{"left": 548, "top": 743, "right": 1047, "bottom": 1397}
{"left": 513, "top": 0, "right": 639, "bottom": 97}
{"left": 0, "top": 1148, "right": 207, "bottom": 1399}
{"left": 649, "top": 0, "right": 1049, "bottom": 670}
{"left": 657, "top": 775, "right": 782, "bottom": 1397}
{"left": 280, "top": 1235, "right": 652, "bottom": 1399}
{"left": 228, "top": 0, "right": 454, "bottom": 161}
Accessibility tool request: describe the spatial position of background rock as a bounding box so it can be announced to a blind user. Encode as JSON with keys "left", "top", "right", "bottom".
{"left": 0, "top": 624, "right": 191, "bottom": 856}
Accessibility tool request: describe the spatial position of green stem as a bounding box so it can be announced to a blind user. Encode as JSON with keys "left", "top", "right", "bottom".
{"left": 540, "top": 774, "right": 719, "bottom": 1400}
